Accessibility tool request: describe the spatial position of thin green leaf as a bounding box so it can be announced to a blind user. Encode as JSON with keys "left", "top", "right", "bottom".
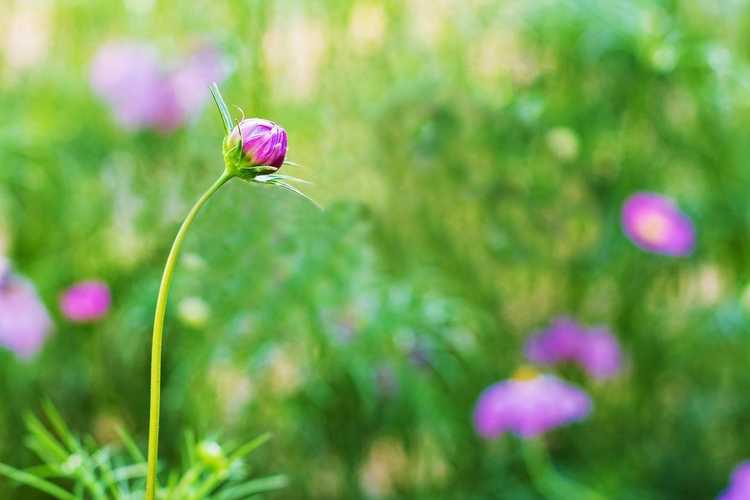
{"left": 186, "top": 430, "right": 197, "bottom": 463}
{"left": 189, "top": 469, "right": 229, "bottom": 500}
{"left": 23, "top": 464, "right": 64, "bottom": 479}
{"left": 213, "top": 474, "right": 288, "bottom": 500}
{"left": 42, "top": 401, "right": 77, "bottom": 451}
{"left": 210, "top": 83, "right": 235, "bottom": 135}
{"left": 0, "top": 463, "right": 76, "bottom": 500}
{"left": 233, "top": 105, "right": 246, "bottom": 122}
{"left": 25, "top": 439, "right": 63, "bottom": 468}
{"left": 111, "top": 463, "right": 147, "bottom": 481}
{"left": 115, "top": 426, "right": 146, "bottom": 464}
{"left": 111, "top": 456, "right": 131, "bottom": 496}
{"left": 282, "top": 160, "right": 305, "bottom": 168}
{"left": 228, "top": 433, "right": 271, "bottom": 461}
{"left": 264, "top": 173, "right": 313, "bottom": 185}
{"left": 93, "top": 448, "right": 121, "bottom": 500}
{"left": 24, "top": 415, "right": 68, "bottom": 462}
{"left": 266, "top": 180, "right": 322, "bottom": 210}
{"left": 171, "top": 463, "right": 204, "bottom": 499}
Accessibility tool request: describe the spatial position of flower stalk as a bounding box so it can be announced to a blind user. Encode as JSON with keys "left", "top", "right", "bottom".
{"left": 521, "top": 439, "right": 605, "bottom": 500}
{"left": 145, "top": 170, "right": 231, "bottom": 499}
{"left": 145, "top": 83, "right": 315, "bottom": 500}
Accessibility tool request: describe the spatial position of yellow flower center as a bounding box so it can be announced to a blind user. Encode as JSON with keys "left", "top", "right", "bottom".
{"left": 511, "top": 366, "right": 539, "bottom": 381}
{"left": 635, "top": 211, "right": 669, "bottom": 245}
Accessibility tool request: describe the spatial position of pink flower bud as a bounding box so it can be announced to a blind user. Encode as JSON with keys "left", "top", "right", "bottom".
{"left": 229, "top": 118, "right": 288, "bottom": 169}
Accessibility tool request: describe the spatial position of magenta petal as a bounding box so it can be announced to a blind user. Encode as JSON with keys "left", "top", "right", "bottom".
{"left": 231, "top": 118, "right": 288, "bottom": 168}
{"left": 473, "top": 375, "right": 592, "bottom": 439}
{"left": 525, "top": 317, "right": 624, "bottom": 380}
{"left": 576, "top": 327, "right": 623, "bottom": 380}
{"left": 59, "top": 280, "right": 111, "bottom": 323}
{"left": 524, "top": 316, "right": 585, "bottom": 364}
{"left": 718, "top": 461, "right": 750, "bottom": 500}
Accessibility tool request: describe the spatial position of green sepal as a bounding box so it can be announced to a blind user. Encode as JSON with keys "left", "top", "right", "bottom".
{"left": 210, "top": 83, "right": 235, "bottom": 135}
{"left": 237, "top": 165, "right": 278, "bottom": 178}
{"left": 251, "top": 175, "right": 322, "bottom": 209}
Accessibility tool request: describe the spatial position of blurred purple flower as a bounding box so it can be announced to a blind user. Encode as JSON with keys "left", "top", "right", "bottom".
{"left": 90, "top": 40, "right": 226, "bottom": 132}
{"left": 90, "top": 41, "right": 177, "bottom": 131}
{"left": 576, "top": 327, "right": 623, "bottom": 380}
{"left": 0, "top": 276, "right": 53, "bottom": 359}
{"left": 230, "top": 118, "right": 288, "bottom": 168}
{"left": 718, "top": 461, "right": 750, "bottom": 500}
{"left": 473, "top": 372, "right": 592, "bottom": 439}
{"left": 524, "top": 316, "right": 584, "bottom": 364}
{"left": 59, "top": 280, "right": 111, "bottom": 323}
{"left": 621, "top": 192, "right": 695, "bottom": 256}
{"left": 171, "top": 44, "right": 227, "bottom": 118}
{"left": 524, "top": 317, "right": 624, "bottom": 380}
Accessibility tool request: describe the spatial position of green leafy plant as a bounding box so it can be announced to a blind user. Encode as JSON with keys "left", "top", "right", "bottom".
{"left": 0, "top": 402, "right": 286, "bottom": 499}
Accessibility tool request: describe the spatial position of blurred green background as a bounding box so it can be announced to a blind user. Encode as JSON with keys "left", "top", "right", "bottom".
{"left": 2, "top": 0, "right": 750, "bottom": 498}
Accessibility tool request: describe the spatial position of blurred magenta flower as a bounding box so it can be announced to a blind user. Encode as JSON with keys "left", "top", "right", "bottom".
{"left": 59, "top": 280, "right": 111, "bottom": 323}
{"left": 525, "top": 317, "right": 623, "bottom": 380}
{"left": 229, "top": 118, "right": 288, "bottom": 169}
{"left": 171, "top": 45, "right": 227, "bottom": 119}
{"left": 621, "top": 192, "right": 695, "bottom": 256}
{"left": 718, "top": 461, "right": 750, "bottom": 500}
{"left": 524, "top": 316, "right": 584, "bottom": 364}
{"left": 473, "top": 371, "right": 592, "bottom": 439}
{"left": 90, "top": 41, "right": 176, "bottom": 131}
{"left": 0, "top": 275, "right": 53, "bottom": 359}
{"left": 90, "top": 40, "right": 226, "bottom": 132}
{"left": 576, "top": 327, "right": 623, "bottom": 380}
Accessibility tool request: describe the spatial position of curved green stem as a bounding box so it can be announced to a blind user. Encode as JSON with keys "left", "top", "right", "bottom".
{"left": 521, "top": 439, "right": 606, "bottom": 500}
{"left": 145, "top": 171, "right": 233, "bottom": 500}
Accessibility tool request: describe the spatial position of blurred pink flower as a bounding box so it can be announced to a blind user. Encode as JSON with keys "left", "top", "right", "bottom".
{"left": 59, "top": 280, "right": 111, "bottom": 323}
{"left": 524, "top": 317, "right": 624, "bottom": 380}
{"left": 718, "top": 461, "right": 750, "bottom": 500}
{"left": 524, "top": 316, "right": 584, "bottom": 364}
{"left": 473, "top": 372, "right": 592, "bottom": 439}
{"left": 621, "top": 192, "right": 695, "bottom": 256}
{"left": 0, "top": 275, "right": 53, "bottom": 359}
{"left": 171, "top": 44, "right": 228, "bottom": 118}
{"left": 90, "top": 40, "right": 226, "bottom": 132}
{"left": 90, "top": 41, "right": 176, "bottom": 131}
{"left": 576, "top": 327, "right": 623, "bottom": 380}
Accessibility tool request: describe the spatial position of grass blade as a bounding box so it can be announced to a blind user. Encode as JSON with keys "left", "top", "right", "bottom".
{"left": 214, "top": 474, "right": 288, "bottom": 500}
{"left": 115, "top": 426, "right": 145, "bottom": 464}
{"left": 0, "top": 463, "right": 76, "bottom": 500}
{"left": 228, "top": 433, "right": 271, "bottom": 461}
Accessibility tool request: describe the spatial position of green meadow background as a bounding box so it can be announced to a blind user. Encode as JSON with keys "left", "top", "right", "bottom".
{"left": 2, "top": 0, "right": 750, "bottom": 498}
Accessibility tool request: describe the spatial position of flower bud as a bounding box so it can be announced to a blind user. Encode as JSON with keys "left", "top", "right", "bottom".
{"left": 225, "top": 118, "right": 288, "bottom": 175}
{"left": 196, "top": 440, "right": 227, "bottom": 471}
